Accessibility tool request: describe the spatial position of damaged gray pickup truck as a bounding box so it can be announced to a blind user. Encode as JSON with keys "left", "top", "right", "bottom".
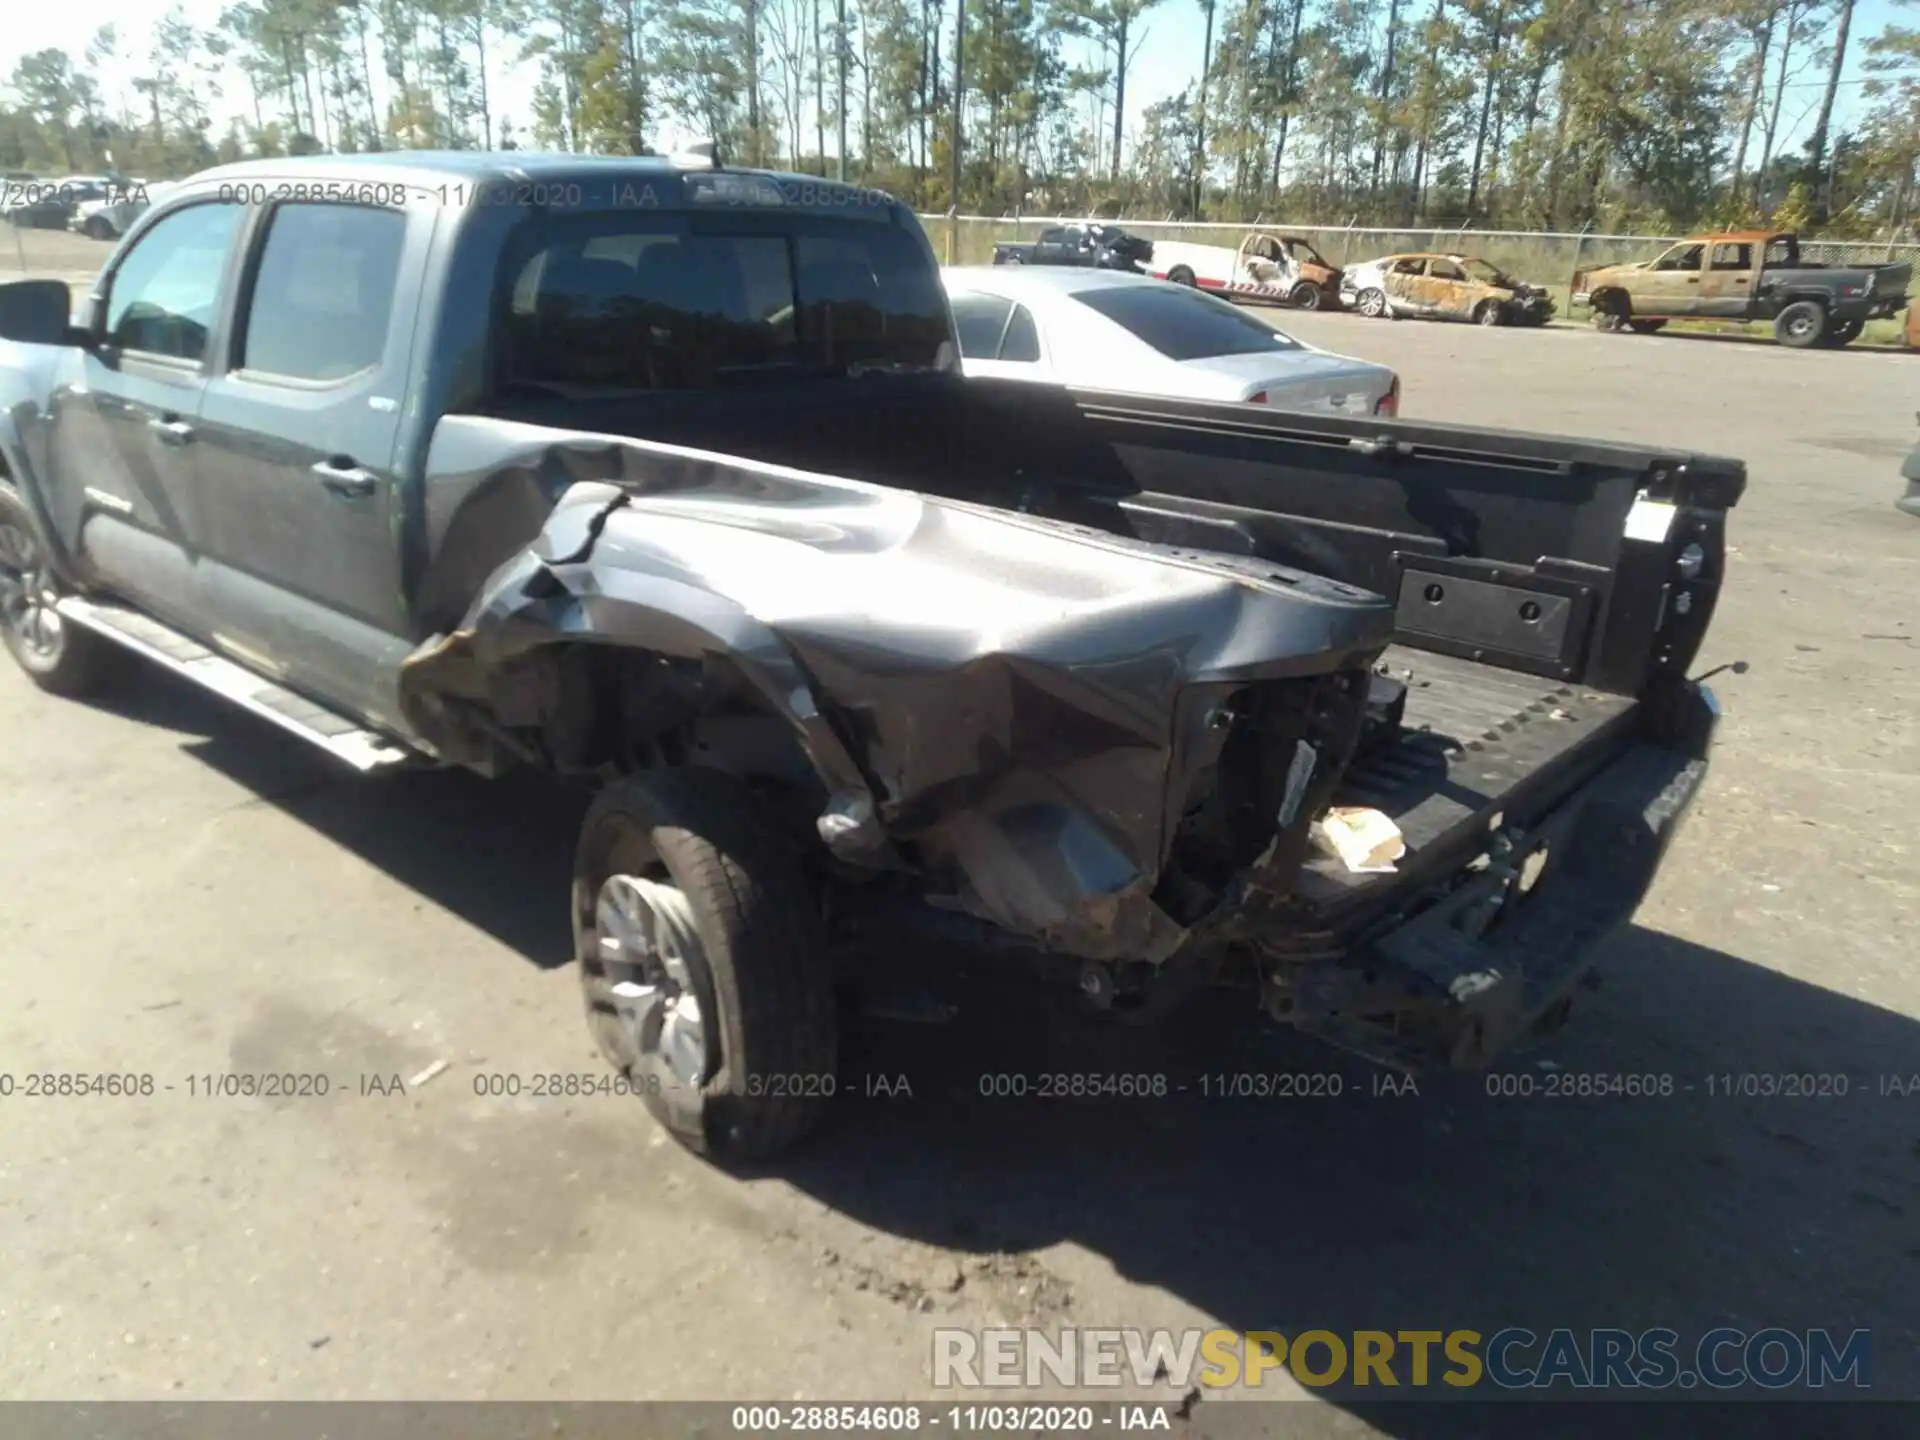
{"left": 0, "top": 153, "right": 1741, "bottom": 1159}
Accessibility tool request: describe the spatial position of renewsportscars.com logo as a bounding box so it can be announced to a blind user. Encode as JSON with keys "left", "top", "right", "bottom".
{"left": 932, "top": 1327, "right": 1874, "bottom": 1393}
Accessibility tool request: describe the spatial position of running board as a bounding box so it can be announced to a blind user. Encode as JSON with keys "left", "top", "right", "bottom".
{"left": 56, "top": 596, "right": 416, "bottom": 772}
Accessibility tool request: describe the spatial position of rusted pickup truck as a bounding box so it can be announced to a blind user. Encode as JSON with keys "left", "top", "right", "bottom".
{"left": 1573, "top": 230, "right": 1911, "bottom": 348}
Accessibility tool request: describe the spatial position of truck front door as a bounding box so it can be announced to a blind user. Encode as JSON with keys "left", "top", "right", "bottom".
{"left": 45, "top": 200, "right": 245, "bottom": 629}
{"left": 189, "top": 200, "right": 429, "bottom": 727}
{"left": 1632, "top": 242, "right": 1706, "bottom": 317}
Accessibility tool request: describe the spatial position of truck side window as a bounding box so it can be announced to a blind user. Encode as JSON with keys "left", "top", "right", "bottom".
{"left": 949, "top": 293, "right": 1014, "bottom": 358}
{"left": 103, "top": 202, "right": 242, "bottom": 361}
{"left": 1711, "top": 243, "right": 1750, "bottom": 271}
{"left": 237, "top": 204, "right": 407, "bottom": 381}
{"left": 999, "top": 304, "right": 1041, "bottom": 363}
{"left": 497, "top": 214, "right": 949, "bottom": 394}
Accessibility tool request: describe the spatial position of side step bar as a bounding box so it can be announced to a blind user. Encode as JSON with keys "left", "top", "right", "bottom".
{"left": 56, "top": 595, "right": 416, "bottom": 773}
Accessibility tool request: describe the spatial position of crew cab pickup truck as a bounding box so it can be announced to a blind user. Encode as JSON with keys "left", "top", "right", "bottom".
{"left": 0, "top": 152, "right": 1740, "bottom": 1161}
{"left": 1573, "top": 230, "right": 1912, "bottom": 348}
{"left": 991, "top": 222, "right": 1153, "bottom": 272}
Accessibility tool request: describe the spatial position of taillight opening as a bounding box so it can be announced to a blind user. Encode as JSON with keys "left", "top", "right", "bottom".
{"left": 1375, "top": 377, "right": 1401, "bottom": 417}
{"left": 1246, "top": 390, "right": 1269, "bottom": 404}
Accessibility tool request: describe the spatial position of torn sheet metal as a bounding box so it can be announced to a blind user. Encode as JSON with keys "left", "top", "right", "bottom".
{"left": 400, "top": 419, "right": 1396, "bottom": 962}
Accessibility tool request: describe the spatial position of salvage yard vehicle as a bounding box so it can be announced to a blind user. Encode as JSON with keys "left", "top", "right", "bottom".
{"left": 1344, "top": 253, "right": 1556, "bottom": 326}
{"left": 1572, "top": 231, "right": 1912, "bottom": 349}
{"left": 1146, "top": 230, "right": 1346, "bottom": 310}
{"left": 944, "top": 266, "right": 1399, "bottom": 415}
{"left": 0, "top": 152, "right": 1739, "bottom": 1162}
{"left": 990, "top": 222, "right": 1153, "bottom": 272}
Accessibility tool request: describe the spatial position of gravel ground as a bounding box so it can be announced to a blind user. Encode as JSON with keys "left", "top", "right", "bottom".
{"left": 1, "top": 280, "right": 1916, "bottom": 1431}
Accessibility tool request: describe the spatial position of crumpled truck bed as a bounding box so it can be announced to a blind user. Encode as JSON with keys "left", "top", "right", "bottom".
{"left": 398, "top": 422, "right": 1398, "bottom": 963}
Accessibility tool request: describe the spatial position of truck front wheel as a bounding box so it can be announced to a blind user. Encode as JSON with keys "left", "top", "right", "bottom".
{"left": 0, "top": 489, "right": 126, "bottom": 697}
{"left": 574, "top": 767, "right": 837, "bottom": 1162}
{"left": 1773, "top": 300, "right": 1828, "bottom": 349}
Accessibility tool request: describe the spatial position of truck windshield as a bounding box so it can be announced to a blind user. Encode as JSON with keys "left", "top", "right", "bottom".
{"left": 1073, "top": 284, "right": 1301, "bottom": 360}
{"left": 496, "top": 212, "right": 953, "bottom": 395}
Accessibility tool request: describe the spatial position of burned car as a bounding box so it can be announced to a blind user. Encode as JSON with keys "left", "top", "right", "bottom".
{"left": 1345, "top": 253, "right": 1555, "bottom": 326}
{"left": 1, "top": 153, "right": 1736, "bottom": 1161}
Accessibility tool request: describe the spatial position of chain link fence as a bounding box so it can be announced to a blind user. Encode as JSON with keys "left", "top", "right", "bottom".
{"left": 920, "top": 215, "right": 1920, "bottom": 294}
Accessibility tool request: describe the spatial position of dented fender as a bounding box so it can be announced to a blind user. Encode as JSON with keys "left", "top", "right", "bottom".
{"left": 400, "top": 419, "right": 1395, "bottom": 962}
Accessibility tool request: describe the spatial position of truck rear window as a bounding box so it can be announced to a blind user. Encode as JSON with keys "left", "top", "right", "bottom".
{"left": 496, "top": 213, "right": 953, "bottom": 395}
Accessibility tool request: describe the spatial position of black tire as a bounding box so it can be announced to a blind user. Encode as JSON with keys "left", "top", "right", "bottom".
{"left": 1474, "top": 300, "right": 1505, "bottom": 327}
{"left": 83, "top": 216, "right": 114, "bottom": 240}
{"left": 1773, "top": 300, "right": 1827, "bottom": 349}
{"left": 1356, "top": 287, "right": 1388, "bottom": 319}
{"left": 574, "top": 767, "right": 836, "bottom": 1162}
{"left": 1289, "top": 281, "right": 1323, "bottom": 311}
{"left": 1627, "top": 319, "right": 1667, "bottom": 334}
{"left": 1822, "top": 318, "right": 1863, "bottom": 347}
{"left": 0, "top": 488, "right": 125, "bottom": 697}
{"left": 1168, "top": 265, "right": 1197, "bottom": 287}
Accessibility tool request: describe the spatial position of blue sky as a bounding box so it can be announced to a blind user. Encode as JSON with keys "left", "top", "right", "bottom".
{"left": 1, "top": 0, "right": 1896, "bottom": 167}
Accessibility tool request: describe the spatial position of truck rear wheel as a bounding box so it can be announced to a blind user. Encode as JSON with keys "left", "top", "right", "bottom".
{"left": 1822, "top": 318, "right": 1863, "bottom": 347}
{"left": 1627, "top": 319, "right": 1667, "bottom": 334}
{"left": 1773, "top": 300, "right": 1828, "bottom": 349}
{"left": 0, "top": 489, "right": 126, "bottom": 697}
{"left": 1167, "top": 266, "right": 1197, "bottom": 287}
{"left": 574, "top": 767, "right": 837, "bottom": 1162}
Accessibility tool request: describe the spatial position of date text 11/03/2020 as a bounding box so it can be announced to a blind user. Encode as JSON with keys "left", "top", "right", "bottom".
{"left": 5, "top": 1070, "right": 1919, "bottom": 1100}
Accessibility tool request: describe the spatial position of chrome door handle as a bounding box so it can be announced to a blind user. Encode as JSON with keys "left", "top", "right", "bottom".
{"left": 311, "top": 458, "right": 378, "bottom": 497}
{"left": 149, "top": 416, "right": 194, "bottom": 445}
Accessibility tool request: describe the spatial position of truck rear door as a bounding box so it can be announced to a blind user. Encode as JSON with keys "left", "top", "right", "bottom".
{"left": 1698, "top": 240, "right": 1755, "bottom": 317}
{"left": 189, "top": 199, "right": 432, "bottom": 726}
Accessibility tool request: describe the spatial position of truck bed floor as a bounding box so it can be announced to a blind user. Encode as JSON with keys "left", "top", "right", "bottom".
{"left": 1299, "top": 647, "right": 1639, "bottom": 907}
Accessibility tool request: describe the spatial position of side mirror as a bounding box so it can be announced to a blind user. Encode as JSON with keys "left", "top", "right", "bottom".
{"left": 0, "top": 279, "right": 80, "bottom": 346}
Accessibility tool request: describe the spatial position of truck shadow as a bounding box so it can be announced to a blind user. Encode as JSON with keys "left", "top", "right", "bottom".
{"left": 794, "top": 933, "right": 1918, "bottom": 1425}
{"left": 140, "top": 678, "right": 1916, "bottom": 1427}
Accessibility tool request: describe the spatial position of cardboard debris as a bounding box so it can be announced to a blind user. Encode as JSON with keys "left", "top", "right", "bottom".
{"left": 1311, "top": 806, "right": 1407, "bottom": 874}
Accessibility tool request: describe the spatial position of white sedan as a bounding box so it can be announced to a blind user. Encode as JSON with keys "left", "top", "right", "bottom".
{"left": 942, "top": 266, "right": 1399, "bottom": 416}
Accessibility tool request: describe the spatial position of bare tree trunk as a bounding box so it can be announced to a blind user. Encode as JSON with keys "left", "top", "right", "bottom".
{"left": 1270, "top": 0, "right": 1303, "bottom": 193}
{"left": 622, "top": 0, "right": 643, "bottom": 152}
{"left": 1807, "top": 0, "right": 1852, "bottom": 222}
{"left": 746, "top": 0, "right": 762, "bottom": 164}
{"left": 1730, "top": 14, "right": 1773, "bottom": 210}
{"left": 1193, "top": 0, "right": 1215, "bottom": 217}
{"left": 1370, "top": 0, "right": 1401, "bottom": 198}
{"left": 836, "top": 0, "right": 848, "bottom": 177}
{"left": 1758, "top": 1, "right": 1802, "bottom": 212}
{"left": 1466, "top": 3, "right": 1503, "bottom": 213}
{"left": 358, "top": 17, "right": 380, "bottom": 147}
{"left": 1110, "top": 10, "right": 1129, "bottom": 182}
{"left": 475, "top": 18, "right": 494, "bottom": 149}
